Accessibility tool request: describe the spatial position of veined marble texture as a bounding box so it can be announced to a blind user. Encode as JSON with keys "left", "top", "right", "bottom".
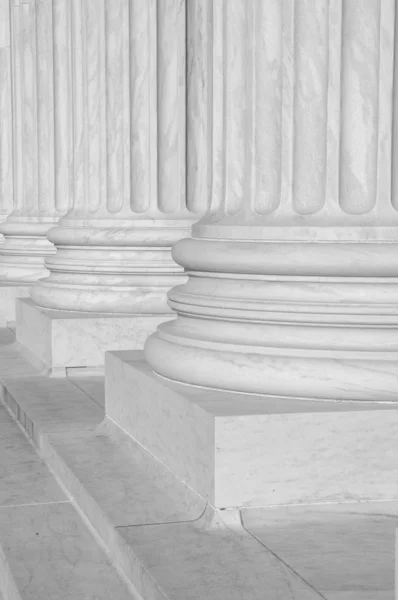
{"left": 0, "top": 0, "right": 71, "bottom": 284}
{"left": 30, "top": 0, "right": 205, "bottom": 314}
{"left": 146, "top": 0, "right": 398, "bottom": 401}
{"left": 0, "top": 0, "right": 13, "bottom": 242}
{"left": 15, "top": 297, "right": 175, "bottom": 372}
{"left": 106, "top": 350, "right": 398, "bottom": 508}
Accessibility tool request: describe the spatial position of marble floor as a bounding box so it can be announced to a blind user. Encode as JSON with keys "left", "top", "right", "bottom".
{"left": 0, "top": 326, "right": 396, "bottom": 599}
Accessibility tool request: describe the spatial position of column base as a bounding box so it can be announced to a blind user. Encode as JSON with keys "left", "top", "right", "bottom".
{"left": 15, "top": 298, "right": 172, "bottom": 375}
{"left": 106, "top": 350, "right": 398, "bottom": 508}
{"left": 0, "top": 284, "right": 32, "bottom": 325}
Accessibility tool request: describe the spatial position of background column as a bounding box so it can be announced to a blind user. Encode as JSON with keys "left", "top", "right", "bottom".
{"left": 145, "top": 0, "right": 398, "bottom": 402}
{"left": 0, "top": 0, "right": 13, "bottom": 241}
{"left": 0, "top": 0, "right": 72, "bottom": 284}
{"left": 31, "top": 0, "right": 204, "bottom": 314}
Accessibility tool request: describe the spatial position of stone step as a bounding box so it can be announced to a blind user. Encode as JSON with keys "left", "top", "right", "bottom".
{"left": 0, "top": 399, "right": 135, "bottom": 600}
{"left": 0, "top": 503, "right": 137, "bottom": 600}
{"left": 39, "top": 418, "right": 398, "bottom": 600}
{"left": 0, "top": 330, "right": 396, "bottom": 599}
{"left": 242, "top": 503, "right": 397, "bottom": 600}
{"left": 3, "top": 377, "right": 394, "bottom": 599}
{"left": 36, "top": 421, "right": 325, "bottom": 600}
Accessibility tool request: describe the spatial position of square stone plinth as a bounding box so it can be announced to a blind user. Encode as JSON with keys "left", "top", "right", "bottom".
{"left": 0, "top": 284, "right": 31, "bottom": 325}
{"left": 15, "top": 298, "right": 173, "bottom": 375}
{"left": 106, "top": 350, "right": 398, "bottom": 509}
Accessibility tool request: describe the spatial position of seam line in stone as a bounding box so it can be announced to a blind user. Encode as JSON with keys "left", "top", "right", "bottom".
{"left": 239, "top": 509, "right": 329, "bottom": 600}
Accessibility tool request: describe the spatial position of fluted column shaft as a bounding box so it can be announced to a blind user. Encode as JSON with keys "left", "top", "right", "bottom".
{"left": 0, "top": 0, "right": 13, "bottom": 238}
{"left": 145, "top": 0, "right": 398, "bottom": 402}
{"left": 0, "top": 0, "right": 71, "bottom": 283}
{"left": 31, "top": 0, "right": 204, "bottom": 314}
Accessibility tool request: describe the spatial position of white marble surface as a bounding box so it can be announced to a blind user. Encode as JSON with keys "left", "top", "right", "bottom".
{"left": 242, "top": 502, "right": 398, "bottom": 599}
{"left": 214, "top": 409, "right": 398, "bottom": 507}
{"left": 0, "top": 0, "right": 70, "bottom": 285}
{"left": 145, "top": 0, "right": 398, "bottom": 401}
{"left": 0, "top": 284, "right": 31, "bottom": 324}
{"left": 30, "top": 0, "right": 203, "bottom": 315}
{"left": 69, "top": 376, "right": 105, "bottom": 408}
{"left": 16, "top": 298, "right": 171, "bottom": 371}
{"left": 0, "top": 328, "right": 43, "bottom": 379}
{"left": 118, "top": 506, "right": 323, "bottom": 600}
{"left": 106, "top": 350, "right": 215, "bottom": 502}
{"left": 0, "top": 404, "right": 65, "bottom": 506}
{"left": 1, "top": 375, "right": 103, "bottom": 443}
{"left": 0, "top": 342, "right": 392, "bottom": 599}
{"left": 107, "top": 350, "right": 398, "bottom": 508}
{"left": 0, "top": 503, "right": 133, "bottom": 600}
{"left": 45, "top": 418, "right": 206, "bottom": 527}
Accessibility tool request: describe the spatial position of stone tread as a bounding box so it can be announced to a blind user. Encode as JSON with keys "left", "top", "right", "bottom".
{"left": 0, "top": 396, "right": 134, "bottom": 600}
{"left": 0, "top": 503, "right": 135, "bottom": 600}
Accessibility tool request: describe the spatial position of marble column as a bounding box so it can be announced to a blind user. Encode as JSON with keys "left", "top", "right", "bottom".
{"left": 0, "top": 0, "right": 13, "bottom": 240}
{"left": 0, "top": 0, "right": 71, "bottom": 284}
{"left": 31, "top": 0, "right": 202, "bottom": 315}
{"left": 145, "top": 0, "right": 398, "bottom": 402}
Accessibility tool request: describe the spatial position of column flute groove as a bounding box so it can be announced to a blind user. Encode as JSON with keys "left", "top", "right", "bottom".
{"left": 0, "top": 0, "right": 13, "bottom": 239}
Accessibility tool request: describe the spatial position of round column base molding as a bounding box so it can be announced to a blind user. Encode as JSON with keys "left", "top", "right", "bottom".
{"left": 145, "top": 329, "right": 398, "bottom": 402}
{"left": 30, "top": 280, "right": 181, "bottom": 314}
{"left": 0, "top": 239, "right": 54, "bottom": 284}
{"left": 145, "top": 231, "right": 398, "bottom": 400}
{"left": 31, "top": 222, "right": 191, "bottom": 312}
{"left": 0, "top": 217, "right": 60, "bottom": 283}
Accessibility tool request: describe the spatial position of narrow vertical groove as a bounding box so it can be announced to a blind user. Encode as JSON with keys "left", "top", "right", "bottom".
{"left": 224, "top": 0, "right": 246, "bottom": 215}
{"left": 176, "top": 0, "right": 186, "bottom": 213}
{"left": 36, "top": 0, "right": 55, "bottom": 214}
{"left": 86, "top": 0, "right": 105, "bottom": 213}
{"left": 157, "top": 0, "right": 186, "bottom": 213}
{"left": 207, "top": 0, "right": 223, "bottom": 215}
{"left": 0, "top": 0, "right": 13, "bottom": 220}
{"left": 376, "top": 0, "right": 394, "bottom": 214}
{"left": 207, "top": 0, "right": 217, "bottom": 215}
{"left": 292, "top": 0, "right": 328, "bottom": 215}
{"left": 22, "top": 1, "right": 38, "bottom": 213}
{"left": 106, "top": 0, "right": 126, "bottom": 214}
{"left": 280, "top": 0, "right": 295, "bottom": 213}
{"left": 246, "top": 0, "right": 256, "bottom": 215}
{"left": 53, "top": 0, "right": 72, "bottom": 214}
{"left": 324, "top": 0, "right": 342, "bottom": 213}
{"left": 98, "top": 0, "right": 107, "bottom": 214}
{"left": 252, "top": 0, "right": 282, "bottom": 215}
{"left": 122, "top": 0, "right": 130, "bottom": 214}
{"left": 339, "top": 0, "right": 381, "bottom": 215}
{"left": 391, "top": 0, "right": 398, "bottom": 209}
{"left": 11, "top": 3, "right": 23, "bottom": 213}
{"left": 130, "top": 0, "right": 156, "bottom": 213}
{"left": 186, "top": 0, "right": 210, "bottom": 214}
{"left": 70, "top": 0, "right": 88, "bottom": 211}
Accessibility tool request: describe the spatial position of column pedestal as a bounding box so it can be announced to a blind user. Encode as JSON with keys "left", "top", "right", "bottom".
{"left": 106, "top": 350, "right": 398, "bottom": 508}
{"left": 15, "top": 298, "right": 173, "bottom": 375}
